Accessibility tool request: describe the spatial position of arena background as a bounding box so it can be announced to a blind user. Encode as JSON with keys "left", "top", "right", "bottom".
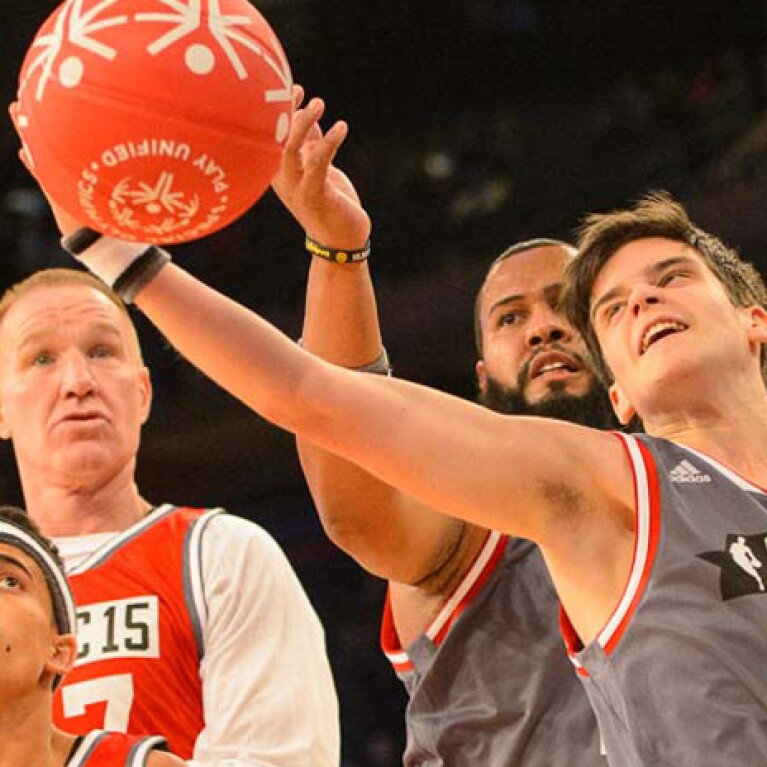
{"left": 1, "top": 2, "right": 766, "bottom": 764}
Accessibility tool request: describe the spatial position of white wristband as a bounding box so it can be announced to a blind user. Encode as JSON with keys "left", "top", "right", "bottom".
{"left": 75, "top": 236, "right": 150, "bottom": 287}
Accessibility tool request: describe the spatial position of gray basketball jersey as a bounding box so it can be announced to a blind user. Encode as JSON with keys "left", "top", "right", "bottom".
{"left": 562, "top": 433, "right": 767, "bottom": 766}
{"left": 382, "top": 530, "right": 604, "bottom": 766}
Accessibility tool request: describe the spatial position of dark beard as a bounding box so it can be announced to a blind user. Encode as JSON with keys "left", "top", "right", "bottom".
{"left": 477, "top": 374, "right": 620, "bottom": 430}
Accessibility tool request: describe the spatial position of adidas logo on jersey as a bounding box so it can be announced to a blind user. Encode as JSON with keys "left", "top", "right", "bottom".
{"left": 670, "top": 459, "right": 712, "bottom": 483}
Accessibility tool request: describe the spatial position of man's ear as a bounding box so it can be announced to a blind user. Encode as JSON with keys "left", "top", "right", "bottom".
{"left": 609, "top": 381, "right": 636, "bottom": 426}
{"left": 0, "top": 401, "right": 11, "bottom": 440}
{"left": 138, "top": 367, "right": 153, "bottom": 426}
{"left": 43, "top": 632, "right": 77, "bottom": 688}
{"left": 745, "top": 305, "right": 767, "bottom": 348}
{"left": 476, "top": 360, "right": 488, "bottom": 394}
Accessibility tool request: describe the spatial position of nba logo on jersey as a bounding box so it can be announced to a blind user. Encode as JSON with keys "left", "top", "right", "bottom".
{"left": 699, "top": 531, "right": 767, "bottom": 600}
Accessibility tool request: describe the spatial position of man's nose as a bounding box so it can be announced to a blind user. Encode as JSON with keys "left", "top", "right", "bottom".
{"left": 61, "top": 354, "right": 97, "bottom": 397}
{"left": 526, "top": 307, "right": 572, "bottom": 348}
{"left": 629, "top": 284, "right": 662, "bottom": 317}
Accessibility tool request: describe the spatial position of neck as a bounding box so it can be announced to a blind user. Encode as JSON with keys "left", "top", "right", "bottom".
{"left": 0, "top": 700, "right": 73, "bottom": 767}
{"left": 646, "top": 389, "right": 767, "bottom": 483}
{"left": 20, "top": 459, "right": 151, "bottom": 536}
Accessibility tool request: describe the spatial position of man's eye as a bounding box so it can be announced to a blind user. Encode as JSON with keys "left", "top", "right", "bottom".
{"left": 32, "top": 353, "right": 54, "bottom": 366}
{"left": 90, "top": 346, "right": 112, "bottom": 359}
{"left": 499, "top": 312, "right": 519, "bottom": 327}
{"left": 659, "top": 271, "right": 688, "bottom": 287}
{"left": 0, "top": 575, "right": 21, "bottom": 589}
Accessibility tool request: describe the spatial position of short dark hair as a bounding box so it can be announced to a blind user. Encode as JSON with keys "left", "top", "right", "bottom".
{"left": 0, "top": 506, "right": 65, "bottom": 573}
{"left": 563, "top": 191, "right": 767, "bottom": 383}
{"left": 474, "top": 238, "right": 575, "bottom": 357}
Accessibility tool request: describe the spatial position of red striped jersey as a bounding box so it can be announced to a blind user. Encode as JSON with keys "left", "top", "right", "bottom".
{"left": 53, "top": 505, "right": 220, "bottom": 759}
{"left": 67, "top": 730, "right": 165, "bottom": 767}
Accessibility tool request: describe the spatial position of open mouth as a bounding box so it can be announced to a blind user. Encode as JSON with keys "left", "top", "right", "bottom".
{"left": 530, "top": 352, "right": 582, "bottom": 380}
{"left": 640, "top": 320, "right": 688, "bottom": 355}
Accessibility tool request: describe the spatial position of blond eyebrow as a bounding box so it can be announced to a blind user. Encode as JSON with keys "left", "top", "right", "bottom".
{"left": 590, "top": 255, "right": 698, "bottom": 321}
{"left": 15, "top": 321, "right": 124, "bottom": 352}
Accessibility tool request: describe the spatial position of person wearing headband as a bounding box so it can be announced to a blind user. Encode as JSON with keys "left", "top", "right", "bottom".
{"left": 0, "top": 505, "right": 183, "bottom": 767}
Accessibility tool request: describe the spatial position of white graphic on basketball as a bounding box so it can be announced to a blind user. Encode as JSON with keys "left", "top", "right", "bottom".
{"left": 109, "top": 173, "right": 200, "bottom": 235}
{"left": 59, "top": 56, "right": 84, "bottom": 88}
{"left": 21, "top": 0, "right": 126, "bottom": 101}
{"left": 17, "top": 0, "right": 293, "bottom": 244}
{"left": 136, "top": 0, "right": 291, "bottom": 92}
{"left": 186, "top": 43, "right": 216, "bottom": 74}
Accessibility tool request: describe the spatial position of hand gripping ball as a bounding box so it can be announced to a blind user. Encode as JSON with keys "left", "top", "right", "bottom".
{"left": 16, "top": 0, "right": 293, "bottom": 244}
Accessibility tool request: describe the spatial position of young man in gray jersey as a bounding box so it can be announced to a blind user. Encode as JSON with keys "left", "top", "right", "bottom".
{"left": 19, "top": 102, "right": 767, "bottom": 765}
{"left": 270, "top": 89, "right": 611, "bottom": 766}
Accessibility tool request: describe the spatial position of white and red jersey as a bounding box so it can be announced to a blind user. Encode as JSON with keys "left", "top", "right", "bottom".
{"left": 54, "top": 505, "right": 212, "bottom": 757}
{"left": 52, "top": 504, "right": 339, "bottom": 767}
{"left": 67, "top": 730, "right": 165, "bottom": 767}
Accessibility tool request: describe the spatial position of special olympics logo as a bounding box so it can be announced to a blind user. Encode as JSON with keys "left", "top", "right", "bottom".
{"left": 109, "top": 172, "right": 201, "bottom": 237}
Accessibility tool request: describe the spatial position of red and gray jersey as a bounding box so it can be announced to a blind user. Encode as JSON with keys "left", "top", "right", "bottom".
{"left": 53, "top": 505, "right": 220, "bottom": 759}
{"left": 67, "top": 730, "right": 165, "bottom": 767}
{"left": 382, "top": 531, "right": 604, "bottom": 766}
{"left": 562, "top": 433, "right": 767, "bottom": 766}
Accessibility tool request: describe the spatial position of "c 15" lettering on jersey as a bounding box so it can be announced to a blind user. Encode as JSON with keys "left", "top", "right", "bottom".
{"left": 75, "top": 596, "right": 160, "bottom": 666}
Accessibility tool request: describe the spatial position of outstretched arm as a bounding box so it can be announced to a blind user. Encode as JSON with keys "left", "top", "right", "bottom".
{"left": 273, "top": 89, "right": 470, "bottom": 584}
{"left": 135, "top": 262, "right": 619, "bottom": 545}
{"left": 9, "top": 101, "right": 636, "bottom": 641}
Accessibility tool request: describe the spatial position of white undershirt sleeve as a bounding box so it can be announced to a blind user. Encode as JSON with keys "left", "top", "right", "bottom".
{"left": 189, "top": 514, "right": 340, "bottom": 767}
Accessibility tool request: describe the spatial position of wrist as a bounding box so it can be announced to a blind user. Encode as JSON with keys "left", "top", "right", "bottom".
{"left": 296, "top": 339, "right": 392, "bottom": 376}
{"left": 60, "top": 228, "right": 171, "bottom": 303}
{"left": 73, "top": 236, "right": 151, "bottom": 286}
{"left": 305, "top": 234, "right": 371, "bottom": 264}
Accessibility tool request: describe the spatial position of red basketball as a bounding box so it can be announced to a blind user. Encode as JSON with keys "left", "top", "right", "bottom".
{"left": 16, "top": 0, "right": 293, "bottom": 244}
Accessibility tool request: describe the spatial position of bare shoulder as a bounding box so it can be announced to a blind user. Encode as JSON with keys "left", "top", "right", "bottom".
{"left": 146, "top": 750, "right": 186, "bottom": 767}
{"left": 533, "top": 418, "right": 630, "bottom": 477}
{"left": 525, "top": 422, "right": 636, "bottom": 543}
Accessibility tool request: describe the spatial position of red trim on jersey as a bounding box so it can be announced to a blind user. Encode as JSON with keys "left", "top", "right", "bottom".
{"left": 602, "top": 437, "right": 661, "bottom": 653}
{"left": 560, "top": 434, "right": 662, "bottom": 670}
{"left": 380, "top": 531, "right": 509, "bottom": 671}
{"left": 431, "top": 532, "right": 509, "bottom": 645}
{"left": 380, "top": 590, "right": 414, "bottom": 673}
{"left": 559, "top": 609, "right": 590, "bottom": 677}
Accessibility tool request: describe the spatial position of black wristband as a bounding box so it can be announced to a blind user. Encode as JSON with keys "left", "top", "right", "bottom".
{"left": 305, "top": 235, "right": 371, "bottom": 264}
{"left": 61, "top": 227, "right": 103, "bottom": 256}
{"left": 112, "top": 246, "right": 171, "bottom": 304}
